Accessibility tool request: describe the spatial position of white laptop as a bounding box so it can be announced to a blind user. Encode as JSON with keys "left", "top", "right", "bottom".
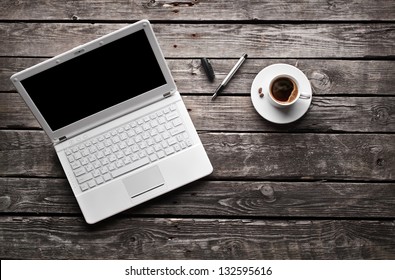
{"left": 10, "top": 20, "right": 213, "bottom": 224}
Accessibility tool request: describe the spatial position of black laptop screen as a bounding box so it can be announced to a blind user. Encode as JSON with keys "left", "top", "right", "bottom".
{"left": 21, "top": 29, "right": 167, "bottom": 131}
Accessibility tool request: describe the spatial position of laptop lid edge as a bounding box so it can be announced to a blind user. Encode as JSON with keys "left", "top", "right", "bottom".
{"left": 10, "top": 20, "right": 177, "bottom": 143}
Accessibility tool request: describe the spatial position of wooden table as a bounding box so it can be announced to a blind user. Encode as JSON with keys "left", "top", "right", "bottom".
{"left": 1, "top": 0, "right": 395, "bottom": 259}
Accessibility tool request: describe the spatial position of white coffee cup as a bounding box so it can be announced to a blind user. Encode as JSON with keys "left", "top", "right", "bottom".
{"left": 267, "top": 74, "right": 310, "bottom": 108}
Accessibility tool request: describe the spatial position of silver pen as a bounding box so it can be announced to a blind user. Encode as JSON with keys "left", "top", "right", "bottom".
{"left": 211, "top": 53, "right": 248, "bottom": 101}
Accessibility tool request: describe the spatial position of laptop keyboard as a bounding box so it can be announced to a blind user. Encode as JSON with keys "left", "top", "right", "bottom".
{"left": 64, "top": 103, "right": 193, "bottom": 192}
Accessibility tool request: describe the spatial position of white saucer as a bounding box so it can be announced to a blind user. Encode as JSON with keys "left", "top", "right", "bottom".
{"left": 251, "top": 64, "right": 312, "bottom": 124}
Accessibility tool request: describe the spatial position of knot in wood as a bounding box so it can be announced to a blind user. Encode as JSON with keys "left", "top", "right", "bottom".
{"left": 376, "top": 158, "right": 385, "bottom": 167}
{"left": 145, "top": 0, "right": 158, "bottom": 8}
{"left": 307, "top": 70, "right": 332, "bottom": 94}
{"left": 0, "top": 196, "right": 11, "bottom": 210}
{"left": 260, "top": 186, "right": 276, "bottom": 203}
{"left": 372, "top": 105, "right": 390, "bottom": 125}
{"left": 327, "top": 0, "right": 346, "bottom": 12}
{"left": 189, "top": 59, "right": 201, "bottom": 76}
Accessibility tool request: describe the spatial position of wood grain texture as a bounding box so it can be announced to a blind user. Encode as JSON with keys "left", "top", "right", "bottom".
{"left": 3, "top": 58, "right": 395, "bottom": 95}
{"left": 2, "top": 93, "right": 394, "bottom": 132}
{"left": 2, "top": 178, "right": 395, "bottom": 218}
{"left": 1, "top": 0, "right": 395, "bottom": 21}
{"left": 201, "top": 133, "right": 394, "bottom": 181}
{"left": 169, "top": 59, "right": 395, "bottom": 96}
{"left": 0, "top": 130, "right": 393, "bottom": 181}
{"left": 185, "top": 96, "right": 395, "bottom": 133}
{"left": 1, "top": 0, "right": 395, "bottom": 260}
{"left": 1, "top": 23, "right": 394, "bottom": 58}
{"left": 0, "top": 130, "right": 61, "bottom": 177}
{"left": 1, "top": 217, "right": 395, "bottom": 259}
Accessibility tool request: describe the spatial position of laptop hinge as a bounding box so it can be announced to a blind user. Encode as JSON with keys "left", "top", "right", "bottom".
{"left": 57, "top": 136, "right": 67, "bottom": 143}
{"left": 163, "top": 89, "right": 176, "bottom": 98}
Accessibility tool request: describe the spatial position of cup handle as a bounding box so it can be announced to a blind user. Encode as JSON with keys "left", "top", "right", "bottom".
{"left": 299, "top": 92, "right": 311, "bottom": 99}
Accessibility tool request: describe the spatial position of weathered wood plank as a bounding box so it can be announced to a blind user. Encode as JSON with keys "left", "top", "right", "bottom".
{"left": 2, "top": 92, "right": 394, "bottom": 132}
{"left": 1, "top": 0, "right": 395, "bottom": 21}
{"left": 1, "top": 216, "right": 394, "bottom": 259}
{"left": 0, "top": 130, "right": 62, "bottom": 177}
{"left": 169, "top": 59, "right": 395, "bottom": 96}
{"left": 3, "top": 58, "right": 394, "bottom": 95}
{"left": 1, "top": 23, "right": 394, "bottom": 58}
{"left": 202, "top": 132, "right": 395, "bottom": 181}
{"left": 0, "top": 130, "right": 393, "bottom": 181}
{"left": 0, "top": 92, "right": 37, "bottom": 129}
{"left": 1, "top": 178, "right": 395, "bottom": 218}
{"left": 0, "top": 58, "right": 42, "bottom": 92}
{"left": 185, "top": 96, "right": 395, "bottom": 133}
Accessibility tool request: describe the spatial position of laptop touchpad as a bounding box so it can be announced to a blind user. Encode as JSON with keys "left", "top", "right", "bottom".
{"left": 123, "top": 166, "right": 165, "bottom": 198}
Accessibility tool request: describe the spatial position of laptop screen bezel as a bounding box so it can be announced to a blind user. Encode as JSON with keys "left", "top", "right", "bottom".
{"left": 10, "top": 20, "right": 176, "bottom": 142}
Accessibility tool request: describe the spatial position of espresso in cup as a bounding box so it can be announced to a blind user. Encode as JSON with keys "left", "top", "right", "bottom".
{"left": 270, "top": 76, "right": 298, "bottom": 104}
{"left": 267, "top": 74, "right": 310, "bottom": 108}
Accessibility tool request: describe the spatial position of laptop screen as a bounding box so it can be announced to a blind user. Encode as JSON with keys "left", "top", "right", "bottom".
{"left": 21, "top": 29, "right": 167, "bottom": 131}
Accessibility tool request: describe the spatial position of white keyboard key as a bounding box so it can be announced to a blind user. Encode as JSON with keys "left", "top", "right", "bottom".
{"left": 74, "top": 167, "right": 86, "bottom": 177}
{"left": 166, "top": 111, "right": 178, "bottom": 121}
{"left": 70, "top": 161, "right": 81, "bottom": 170}
{"left": 161, "top": 141, "right": 168, "bottom": 148}
{"left": 162, "top": 131, "right": 170, "bottom": 139}
{"left": 150, "top": 120, "right": 158, "bottom": 127}
{"left": 103, "top": 173, "right": 112, "bottom": 181}
{"left": 167, "top": 137, "right": 177, "bottom": 146}
{"left": 170, "top": 126, "right": 185, "bottom": 136}
{"left": 108, "top": 163, "right": 116, "bottom": 171}
{"left": 80, "top": 158, "right": 89, "bottom": 166}
{"left": 154, "top": 144, "right": 162, "bottom": 152}
{"left": 86, "top": 164, "right": 93, "bottom": 172}
{"left": 157, "top": 151, "right": 165, "bottom": 159}
{"left": 123, "top": 157, "right": 132, "bottom": 165}
{"left": 111, "top": 157, "right": 150, "bottom": 178}
{"left": 124, "top": 147, "right": 132, "bottom": 155}
{"left": 96, "top": 142, "right": 105, "bottom": 150}
{"left": 95, "top": 177, "right": 104, "bottom": 185}
{"left": 165, "top": 146, "right": 175, "bottom": 155}
{"left": 93, "top": 169, "right": 101, "bottom": 177}
{"left": 77, "top": 173, "right": 93, "bottom": 184}
{"left": 131, "top": 154, "right": 139, "bottom": 161}
{"left": 74, "top": 151, "right": 82, "bottom": 160}
{"left": 165, "top": 122, "right": 172, "bottom": 130}
{"left": 158, "top": 116, "right": 166, "bottom": 124}
{"left": 80, "top": 183, "right": 89, "bottom": 191}
{"left": 96, "top": 151, "right": 104, "bottom": 159}
{"left": 149, "top": 154, "right": 158, "bottom": 162}
{"left": 88, "top": 179, "right": 96, "bottom": 188}
{"left": 132, "top": 145, "right": 139, "bottom": 152}
{"left": 93, "top": 161, "right": 101, "bottom": 169}
{"left": 173, "top": 117, "right": 182, "bottom": 127}
{"left": 100, "top": 166, "right": 109, "bottom": 174}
